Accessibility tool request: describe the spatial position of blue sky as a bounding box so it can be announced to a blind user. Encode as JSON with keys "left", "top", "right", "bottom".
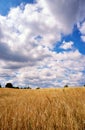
{"left": 54, "top": 25, "right": 85, "bottom": 55}
{"left": 0, "top": 0, "right": 34, "bottom": 15}
{"left": 0, "top": 0, "right": 85, "bottom": 88}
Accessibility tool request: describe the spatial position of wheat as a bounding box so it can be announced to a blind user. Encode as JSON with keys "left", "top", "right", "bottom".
{"left": 0, "top": 87, "right": 85, "bottom": 130}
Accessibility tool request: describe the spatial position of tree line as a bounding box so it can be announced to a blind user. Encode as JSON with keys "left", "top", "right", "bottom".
{"left": 0, "top": 83, "right": 85, "bottom": 89}
{"left": 0, "top": 83, "right": 40, "bottom": 89}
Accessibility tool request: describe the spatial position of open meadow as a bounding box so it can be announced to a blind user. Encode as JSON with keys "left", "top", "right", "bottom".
{"left": 0, "top": 87, "right": 85, "bottom": 130}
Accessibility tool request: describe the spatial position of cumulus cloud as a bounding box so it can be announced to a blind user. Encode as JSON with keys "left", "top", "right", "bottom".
{"left": 0, "top": 0, "right": 85, "bottom": 87}
{"left": 0, "top": 42, "right": 29, "bottom": 62}
{"left": 60, "top": 41, "right": 74, "bottom": 50}
{"left": 45, "top": 0, "right": 85, "bottom": 34}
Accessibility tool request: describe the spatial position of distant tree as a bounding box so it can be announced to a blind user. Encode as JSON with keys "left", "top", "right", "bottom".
{"left": 15, "top": 87, "right": 19, "bottom": 89}
{"left": 24, "top": 87, "right": 26, "bottom": 89}
{"left": 5, "top": 83, "right": 13, "bottom": 88}
{"left": 64, "top": 85, "right": 68, "bottom": 88}
{"left": 36, "top": 87, "right": 40, "bottom": 89}
{"left": 27, "top": 86, "right": 31, "bottom": 89}
{"left": 84, "top": 85, "right": 85, "bottom": 87}
{"left": 0, "top": 84, "right": 1, "bottom": 88}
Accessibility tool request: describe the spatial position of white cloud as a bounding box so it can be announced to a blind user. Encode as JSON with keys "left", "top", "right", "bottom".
{"left": 79, "top": 22, "right": 85, "bottom": 35}
{"left": 81, "top": 36, "right": 85, "bottom": 42}
{"left": 45, "top": 0, "right": 85, "bottom": 34}
{"left": 79, "top": 21, "right": 85, "bottom": 42}
{"left": 60, "top": 41, "right": 74, "bottom": 50}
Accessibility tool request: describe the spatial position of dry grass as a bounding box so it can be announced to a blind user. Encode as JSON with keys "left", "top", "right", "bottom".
{"left": 0, "top": 87, "right": 85, "bottom": 130}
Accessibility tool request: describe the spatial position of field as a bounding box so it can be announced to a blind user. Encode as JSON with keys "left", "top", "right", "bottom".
{"left": 0, "top": 87, "right": 85, "bottom": 130}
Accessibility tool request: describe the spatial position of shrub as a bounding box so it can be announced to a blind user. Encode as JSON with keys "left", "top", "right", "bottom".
{"left": 15, "top": 87, "right": 19, "bottom": 89}
{"left": 36, "top": 87, "right": 40, "bottom": 89}
{"left": 64, "top": 85, "right": 68, "bottom": 88}
{"left": 24, "top": 87, "right": 26, "bottom": 89}
{"left": 27, "top": 86, "right": 31, "bottom": 89}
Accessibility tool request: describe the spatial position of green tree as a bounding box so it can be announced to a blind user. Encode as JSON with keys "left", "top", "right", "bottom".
{"left": 5, "top": 83, "right": 13, "bottom": 88}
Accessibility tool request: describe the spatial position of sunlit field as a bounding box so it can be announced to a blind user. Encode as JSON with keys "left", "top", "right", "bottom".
{"left": 0, "top": 87, "right": 85, "bottom": 130}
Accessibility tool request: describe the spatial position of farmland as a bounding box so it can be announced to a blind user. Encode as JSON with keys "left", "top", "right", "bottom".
{"left": 0, "top": 87, "right": 85, "bottom": 130}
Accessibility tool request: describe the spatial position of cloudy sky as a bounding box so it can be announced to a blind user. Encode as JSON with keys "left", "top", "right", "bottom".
{"left": 0, "top": 0, "right": 85, "bottom": 88}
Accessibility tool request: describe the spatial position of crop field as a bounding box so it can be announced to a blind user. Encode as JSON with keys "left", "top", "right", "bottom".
{"left": 0, "top": 87, "right": 85, "bottom": 130}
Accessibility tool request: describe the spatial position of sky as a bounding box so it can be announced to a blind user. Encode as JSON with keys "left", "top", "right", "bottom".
{"left": 0, "top": 0, "right": 85, "bottom": 88}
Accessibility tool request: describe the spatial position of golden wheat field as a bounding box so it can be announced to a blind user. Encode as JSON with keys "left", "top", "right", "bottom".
{"left": 0, "top": 87, "right": 85, "bottom": 130}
